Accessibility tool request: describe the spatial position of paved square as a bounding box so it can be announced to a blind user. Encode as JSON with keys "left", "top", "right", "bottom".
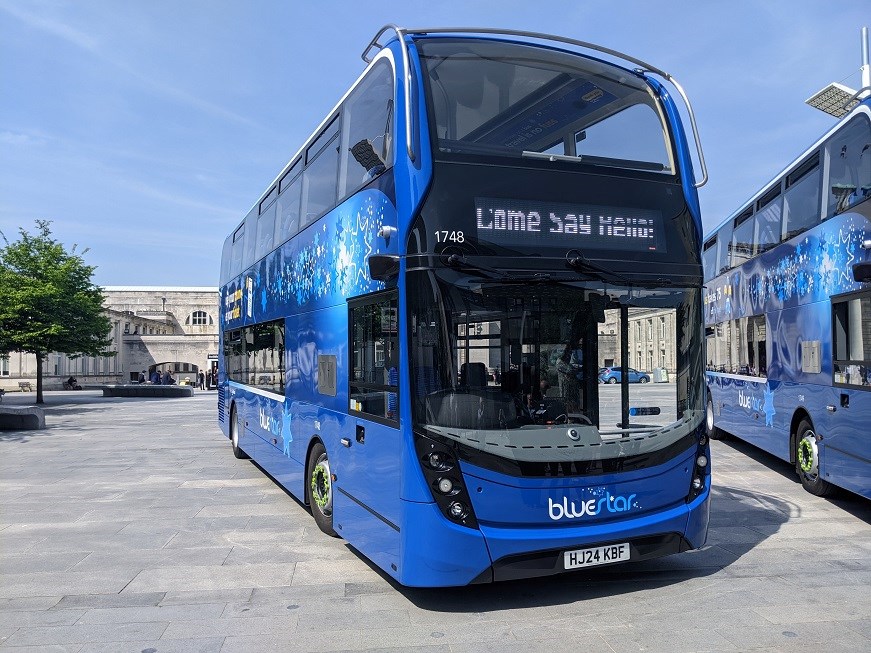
{"left": 1, "top": 391, "right": 869, "bottom": 652}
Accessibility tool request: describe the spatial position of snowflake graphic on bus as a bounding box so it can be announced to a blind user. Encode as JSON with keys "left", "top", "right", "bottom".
{"left": 222, "top": 189, "right": 394, "bottom": 326}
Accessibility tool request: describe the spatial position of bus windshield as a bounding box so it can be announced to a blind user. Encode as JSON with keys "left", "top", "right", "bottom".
{"left": 416, "top": 38, "right": 674, "bottom": 174}
{"left": 407, "top": 269, "right": 704, "bottom": 466}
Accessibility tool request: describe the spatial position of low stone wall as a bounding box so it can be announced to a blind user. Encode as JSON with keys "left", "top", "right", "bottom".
{"left": 0, "top": 406, "right": 46, "bottom": 430}
{"left": 101, "top": 385, "right": 195, "bottom": 398}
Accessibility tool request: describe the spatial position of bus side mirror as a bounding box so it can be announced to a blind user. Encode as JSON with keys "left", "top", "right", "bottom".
{"left": 368, "top": 255, "right": 400, "bottom": 281}
{"left": 852, "top": 261, "right": 871, "bottom": 283}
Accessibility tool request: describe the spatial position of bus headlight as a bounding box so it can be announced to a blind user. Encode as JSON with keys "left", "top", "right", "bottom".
{"left": 696, "top": 455, "right": 708, "bottom": 468}
{"left": 414, "top": 432, "right": 479, "bottom": 529}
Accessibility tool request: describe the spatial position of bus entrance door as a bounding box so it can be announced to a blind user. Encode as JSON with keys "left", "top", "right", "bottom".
{"left": 334, "top": 415, "right": 402, "bottom": 569}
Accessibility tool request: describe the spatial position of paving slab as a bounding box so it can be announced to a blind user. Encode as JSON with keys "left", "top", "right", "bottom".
{"left": 0, "top": 392, "right": 869, "bottom": 652}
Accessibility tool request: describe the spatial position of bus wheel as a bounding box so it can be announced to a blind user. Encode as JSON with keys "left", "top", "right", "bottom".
{"left": 795, "top": 420, "right": 836, "bottom": 497}
{"left": 706, "top": 395, "right": 725, "bottom": 440}
{"left": 230, "top": 406, "right": 249, "bottom": 460}
{"left": 308, "top": 442, "right": 337, "bottom": 537}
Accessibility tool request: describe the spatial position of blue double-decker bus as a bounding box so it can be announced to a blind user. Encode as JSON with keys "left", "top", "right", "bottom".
{"left": 218, "top": 26, "right": 711, "bottom": 586}
{"left": 703, "top": 95, "right": 871, "bottom": 500}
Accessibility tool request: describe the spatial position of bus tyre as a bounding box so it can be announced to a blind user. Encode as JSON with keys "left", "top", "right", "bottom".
{"left": 230, "top": 406, "right": 249, "bottom": 460}
{"left": 795, "top": 420, "right": 836, "bottom": 497}
{"left": 308, "top": 442, "right": 337, "bottom": 537}
{"left": 705, "top": 395, "right": 725, "bottom": 440}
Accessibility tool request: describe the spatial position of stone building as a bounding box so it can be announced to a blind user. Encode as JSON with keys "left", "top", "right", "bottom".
{"left": 0, "top": 287, "right": 219, "bottom": 391}
{"left": 598, "top": 308, "right": 677, "bottom": 376}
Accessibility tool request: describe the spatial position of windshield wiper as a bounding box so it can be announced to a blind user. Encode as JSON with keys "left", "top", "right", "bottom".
{"left": 565, "top": 250, "right": 632, "bottom": 285}
{"left": 444, "top": 254, "right": 511, "bottom": 280}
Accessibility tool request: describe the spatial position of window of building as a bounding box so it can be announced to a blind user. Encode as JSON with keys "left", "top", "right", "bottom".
{"left": 187, "top": 311, "right": 212, "bottom": 326}
{"left": 0, "top": 357, "right": 8, "bottom": 376}
{"left": 350, "top": 292, "right": 399, "bottom": 422}
{"left": 833, "top": 291, "right": 871, "bottom": 388}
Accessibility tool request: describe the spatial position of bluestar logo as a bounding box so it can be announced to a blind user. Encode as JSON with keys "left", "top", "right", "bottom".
{"left": 259, "top": 408, "right": 281, "bottom": 437}
{"left": 548, "top": 492, "right": 637, "bottom": 521}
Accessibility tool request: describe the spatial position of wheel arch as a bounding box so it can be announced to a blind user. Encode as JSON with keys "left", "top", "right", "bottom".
{"left": 789, "top": 408, "right": 813, "bottom": 466}
{"left": 228, "top": 399, "right": 238, "bottom": 439}
{"left": 303, "top": 436, "right": 326, "bottom": 507}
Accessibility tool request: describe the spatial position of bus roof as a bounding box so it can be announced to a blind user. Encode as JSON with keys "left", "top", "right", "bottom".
{"left": 704, "top": 97, "right": 871, "bottom": 240}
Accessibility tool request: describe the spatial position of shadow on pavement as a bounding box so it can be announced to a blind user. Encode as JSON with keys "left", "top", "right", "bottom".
{"left": 717, "top": 435, "right": 871, "bottom": 523}
{"left": 380, "top": 484, "right": 793, "bottom": 611}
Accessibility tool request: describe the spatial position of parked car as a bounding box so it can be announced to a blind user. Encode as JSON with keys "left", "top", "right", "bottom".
{"left": 598, "top": 367, "right": 650, "bottom": 384}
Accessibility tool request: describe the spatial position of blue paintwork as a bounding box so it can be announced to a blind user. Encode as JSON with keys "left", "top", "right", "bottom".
{"left": 465, "top": 443, "right": 708, "bottom": 562}
{"left": 705, "top": 211, "right": 871, "bottom": 499}
{"left": 219, "top": 32, "right": 712, "bottom": 586}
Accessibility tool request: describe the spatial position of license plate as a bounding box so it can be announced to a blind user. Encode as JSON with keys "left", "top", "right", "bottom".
{"left": 564, "top": 542, "right": 630, "bottom": 569}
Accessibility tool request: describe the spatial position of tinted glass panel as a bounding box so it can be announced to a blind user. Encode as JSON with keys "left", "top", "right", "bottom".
{"left": 417, "top": 38, "right": 673, "bottom": 174}
{"left": 275, "top": 173, "right": 302, "bottom": 245}
{"left": 341, "top": 61, "right": 394, "bottom": 198}
{"left": 255, "top": 203, "right": 276, "bottom": 260}
{"left": 350, "top": 293, "right": 399, "bottom": 421}
{"left": 731, "top": 216, "right": 754, "bottom": 268}
{"left": 783, "top": 161, "right": 821, "bottom": 241}
{"left": 833, "top": 293, "right": 871, "bottom": 387}
{"left": 302, "top": 135, "right": 339, "bottom": 228}
{"left": 223, "top": 319, "right": 285, "bottom": 395}
{"left": 754, "top": 197, "right": 782, "bottom": 255}
{"left": 826, "top": 116, "right": 871, "bottom": 216}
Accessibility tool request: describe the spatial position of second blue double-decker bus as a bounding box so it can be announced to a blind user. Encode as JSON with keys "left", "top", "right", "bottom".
{"left": 218, "top": 26, "right": 711, "bottom": 586}
{"left": 703, "top": 93, "right": 871, "bottom": 500}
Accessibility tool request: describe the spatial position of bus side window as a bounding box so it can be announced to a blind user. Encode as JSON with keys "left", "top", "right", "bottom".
{"left": 349, "top": 293, "right": 399, "bottom": 421}
{"left": 255, "top": 202, "right": 276, "bottom": 261}
{"left": 825, "top": 115, "right": 871, "bottom": 216}
{"left": 833, "top": 293, "right": 871, "bottom": 387}
{"left": 276, "top": 166, "right": 302, "bottom": 246}
{"left": 242, "top": 209, "right": 257, "bottom": 270}
{"left": 230, "top": 223, "right": 245, "bottom": 278}
{"left": 301, "top": 119, "right": 340, "bottom": 229}
{"left": 782, "top": 155, "right": 821, "bottom": 242}
{"left": 340, "top": 60, "right": 395, "bottom": 199}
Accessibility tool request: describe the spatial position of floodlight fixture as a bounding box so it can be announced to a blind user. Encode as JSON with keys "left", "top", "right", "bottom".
{"left": 806, "top": 27, "right": 871, "bottom": 118}
{"left": 805, "top": 82, "right": 859, "bottom": 118}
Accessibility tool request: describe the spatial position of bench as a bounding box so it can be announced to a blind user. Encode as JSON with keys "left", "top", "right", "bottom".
{"left": 0, "top": 405, "right": 46, "bottom": 430}
{"left": 18, "top": 381, "right": 33, "bottom": 392}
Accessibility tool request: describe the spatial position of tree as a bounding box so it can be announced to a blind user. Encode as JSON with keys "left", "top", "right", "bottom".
{"left": 0, "top": 220, "right": 114, "bottom": 404}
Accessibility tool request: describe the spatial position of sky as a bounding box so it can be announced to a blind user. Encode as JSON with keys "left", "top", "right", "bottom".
{"left": 1, "top": 1, "right": 869, "bottom": 287}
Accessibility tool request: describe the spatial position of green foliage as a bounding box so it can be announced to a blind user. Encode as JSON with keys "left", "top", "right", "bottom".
{"left": 0, "top": 220, "right": 114, "bottom": 361}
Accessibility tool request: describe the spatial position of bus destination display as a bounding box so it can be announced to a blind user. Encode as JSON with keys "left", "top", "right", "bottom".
{"left": 474, "top": 197, "right": 664, "bottom": 252}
